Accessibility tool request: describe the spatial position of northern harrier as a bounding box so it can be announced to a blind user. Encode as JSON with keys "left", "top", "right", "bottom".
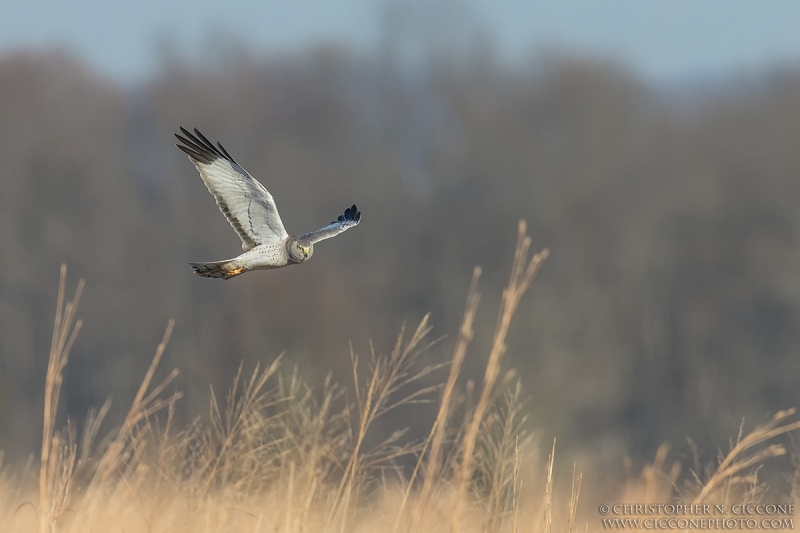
{"left": 175, "top": 127, "right": 361, "bottom": 279}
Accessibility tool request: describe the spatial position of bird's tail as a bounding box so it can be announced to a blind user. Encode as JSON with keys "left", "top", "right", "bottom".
{"left": 189, "top": 260, "right": 245, "bottom": 280}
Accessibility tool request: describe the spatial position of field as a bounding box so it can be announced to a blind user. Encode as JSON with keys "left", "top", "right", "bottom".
{"left": 1, "top": 223, "right": 798, "bottom": 533}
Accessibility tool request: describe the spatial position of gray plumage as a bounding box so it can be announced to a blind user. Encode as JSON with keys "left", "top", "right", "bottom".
{"left": 176, "top": 127, "right": 361, "bottom": 279}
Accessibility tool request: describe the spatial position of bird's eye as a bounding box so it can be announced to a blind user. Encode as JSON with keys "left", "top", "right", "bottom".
{"left": 297, "top": 245, "right": 302, "bottom": 251}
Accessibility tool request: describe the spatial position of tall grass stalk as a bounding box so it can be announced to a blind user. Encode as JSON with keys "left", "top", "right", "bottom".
{"left": 330, "top": 314, "right": 441, "bottom": 531}
{"left": 692, "top": 409, "right": 800, "bottom": 504}
{"left": 452, "top": 220, "right": 549, "bottom": 532}
{"left": 39, "top": 264, "right": 83, "bottom": 533}
{"left": 405, "top": 267, "right": 481, "bottom": 533}
{"left": 38, "top": 265, "right": 180, "bottom": 533}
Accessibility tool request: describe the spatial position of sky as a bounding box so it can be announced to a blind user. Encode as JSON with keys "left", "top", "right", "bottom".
{"left": 2, "top": 1, "right": 800, "bottom": 86}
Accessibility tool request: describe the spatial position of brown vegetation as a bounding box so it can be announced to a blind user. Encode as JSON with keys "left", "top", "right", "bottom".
{"left": 2, "top": 226, "right": 799, "bottom": 532}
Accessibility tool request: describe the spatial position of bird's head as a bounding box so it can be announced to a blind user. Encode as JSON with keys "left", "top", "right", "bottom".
{"left": 290, "top": 240, "right": 314, "bottom": 262}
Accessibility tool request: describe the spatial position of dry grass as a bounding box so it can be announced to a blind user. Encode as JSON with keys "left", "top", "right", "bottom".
{"left": 2, "top": 223, "right": 800, "bottom": 533}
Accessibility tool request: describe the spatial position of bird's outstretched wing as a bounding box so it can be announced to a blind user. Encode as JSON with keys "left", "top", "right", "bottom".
{"left": 299, "top": 204, "right": 361, "bottom": 245}
{"left": 175, "top": 127, "right": 288, "bottom": 250}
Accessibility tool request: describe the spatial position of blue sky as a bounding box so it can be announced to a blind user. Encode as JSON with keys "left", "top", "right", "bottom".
{"left": 3, "top": 1, "right": 800, "bottom": 85}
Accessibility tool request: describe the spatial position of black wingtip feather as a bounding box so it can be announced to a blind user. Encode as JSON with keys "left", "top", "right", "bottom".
{"left": 175, "top": 126, "right": 238, "bottom": 165}
{"left": 192, "top": 127, "right": 223, "bottom": 158}
{"left": 330, "top": 204, "right": 361, "bottom": 225}
{"left": 217, "top": 141, "right": 235, "bottom": 161}
{"left": 175, "top": 133, "right": 206, "bottom": 153}
{"left": 176, "top": 143, "right": 212, "bottom": 164}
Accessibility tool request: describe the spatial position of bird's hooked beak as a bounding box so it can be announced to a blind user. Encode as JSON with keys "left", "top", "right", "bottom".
{"left": 302, "top": 246, "right": 311, "bottom": 257}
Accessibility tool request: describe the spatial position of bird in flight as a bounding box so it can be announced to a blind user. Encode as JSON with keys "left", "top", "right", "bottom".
{"left": 175, "top": 127, "right": 361, "bottom": 279}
